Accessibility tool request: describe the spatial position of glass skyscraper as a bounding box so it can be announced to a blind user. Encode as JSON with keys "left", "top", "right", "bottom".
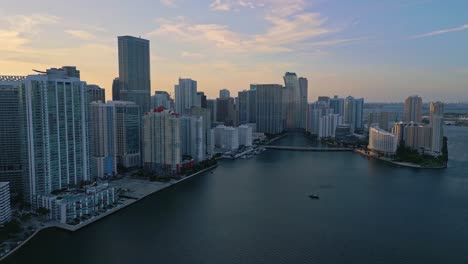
{"left": 0, "top": 76, "right": 25, "bottom": 195}
{"left": 344, "top": 96, "right": 364, "bottom": 133}
{"left": 254, "top": 84, "right": 284, "bottom": 135}
{"left": 20, "top": 70, "right": 94, "bottom": 205}
{"left": 175, "top": 78, "right": 197, "bottom": 114}
{"left": 107, "top": 101, "right": 141, "bottom": 169}
{"left": 118, "top": 36, "right": 151, "bottom": 114}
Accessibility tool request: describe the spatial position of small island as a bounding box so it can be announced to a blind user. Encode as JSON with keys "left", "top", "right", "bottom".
{"left": 356, "top": 136, "right": 448, "bottom": 169}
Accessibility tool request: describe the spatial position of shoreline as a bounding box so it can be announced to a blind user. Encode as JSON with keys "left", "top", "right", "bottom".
{"left": 0, "top": 165, "right": 218, "bottom": 262}
{"left": 354, "top": 149, "right": 447, "bottom": 169}
{"left": 58, "top": 164, "right": 218, "bottom": 232}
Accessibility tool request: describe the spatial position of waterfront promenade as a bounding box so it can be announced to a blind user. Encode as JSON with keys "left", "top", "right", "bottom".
{"left": 60, "top": 164, "right": 218, "bottom": 232}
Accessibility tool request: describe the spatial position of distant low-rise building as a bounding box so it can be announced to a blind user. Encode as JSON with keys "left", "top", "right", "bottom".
{"left": 238, "top": 125, "right": 253, "bottom": 147}
{"left": 212, "top": 125, "right": 239, "bottom": 152}
{"left": 37, "top": 184, "right": 116, "bottom": 224}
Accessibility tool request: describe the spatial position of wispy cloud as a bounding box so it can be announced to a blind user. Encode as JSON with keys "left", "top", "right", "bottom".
{"left": 160, "top": 0, "right": 177, "bottom": 7}
{"left": 147, "top": 14, "right": 330, "bottom": 53}
{"left": 65, "top": 29, "right": 96, "bottom": 40}
{"left": 210, "top": 0, "right": 306, "bottom": 17}
{"left": 3, "top": 14, "right": 60, "bottom": 33}
{"left": 210, "top": 0, "right": 259, "bottom": 11}
{"left": 148, "top": 0, "right": 351, "bottom": 54}
{"left": 412, "top": 24, "right": 468, "bottom": 39}
{"left": 181, "top": 51, "right": 205, "bottom": 59}
{"left": 0, "top": 13, "right": 60, "bottom": 52}
{"left": 306, "top": 37, "right": 371, "bottom": 47}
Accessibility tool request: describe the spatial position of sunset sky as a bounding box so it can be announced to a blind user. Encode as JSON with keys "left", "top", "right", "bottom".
{"left": 0, "top": 0, "right": 467, "bottom": 102}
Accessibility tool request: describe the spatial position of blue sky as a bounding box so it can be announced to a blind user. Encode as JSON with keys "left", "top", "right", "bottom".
{"left": 0, "top": 0, "right": 467, "bottom": 102}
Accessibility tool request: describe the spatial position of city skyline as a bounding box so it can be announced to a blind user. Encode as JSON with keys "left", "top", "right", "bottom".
{"left": 1, "top": 0, "right": 467, "bottom": 102}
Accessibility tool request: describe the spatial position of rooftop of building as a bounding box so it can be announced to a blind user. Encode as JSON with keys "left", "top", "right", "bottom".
{"left": 370, "top": 126, "right": 396, "bottom": 135}
{"left": 41, "top": 183, "right": 113, "bottom": 203}
{"left": 118, "top": 35, "right": 150, "bottom": 42}
{"left": 106, "top": 100, "right": 138, "bottom": 106}
{"left": 0, "top": 75, "right": 26, "bottom": 82}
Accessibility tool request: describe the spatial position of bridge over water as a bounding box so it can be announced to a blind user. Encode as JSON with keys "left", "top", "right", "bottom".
{"left": 263, "top": 145, "right": 353, "bottom": 152}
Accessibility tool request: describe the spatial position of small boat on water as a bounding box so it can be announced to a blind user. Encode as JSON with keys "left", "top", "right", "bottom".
{"left": 309, "top": 194, "right": 320, "bottom": 199}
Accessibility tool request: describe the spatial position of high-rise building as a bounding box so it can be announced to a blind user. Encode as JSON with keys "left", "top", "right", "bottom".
{"left": 0, "top": 76, "right": 24, "bottom": 195}
{"left": 87, "top": 84, "right": 106, "bottom": 103}
{"left": 180, "top": 115, "right": 206, "bottom": 162}
{"left": 404, "top": 95, "right": 422, "bottom": 123}
{"left": 151, "top": 91, "right": 172, "bottom": 110}
{"left": 0, "top": 182, "right": 11, "bottom": 224}
{"left": 112, "top": 77, "right": 120, "bottom": 101}
{"left": 107, "top": 101, "right": 141, "bottom": 169}
{"left": 368, "top": 112, "right": 395, "bottom": 132}
{"left": 344, "top": 96, "right": 364, "bottom": 133}
{"left": 197, "top": 92, "right": 207, "bottom": 108}
{"left": 187, "top": 107, "right": 213, "bottom": 156}
{"left": 254, "top": 84, "right": 284, "bottom": 134}
{"left": 430, "top": 102, "right": 445, "bottom": 117}
{"left": 368, "top": 112, "right": 380, "bottom": 129}
{"left": 248, "top": 89, "right": 257, "bottom": 123}
{"left": 318, "top": 114, "right": 342, "bottom": 139}
{"left": 283, "top": 72, "right": 301, "bottom": 129}
{"left": 238, "top": 90, "right": 249, "bottom": 125}
{"left": 237, "top": 89, "right": 257, "bottom": 124}
{"left": 175, "top": 78, "right": 197, "bottom": 114}
{"left": 207, "top": 99, "right": 217, "bottom": 123}
{"left": 90, "top": 102, "right": 118, "bottom": 178}
{"left": 329, "top": 96, "right": 345, "bottom": 117}
{"left": 59, "top": 66, "right": 80, "bottom": 78}
{"left": 306, "top": 105, "right": 333, "bottom": 135}
{"left": 216, "top": 97, "right": 236, "bottom": 126}
{"left": 430, "top": 102, "right": 445, "bottom": 154}
{"left": 20, "top": 69, "right": 94, "bottom": 205}
{"left": 299, "top": 77, "right": 308, "bottom": 129}
{"left": 219, "top": 89, "right": 230, "bottom": 99}
{"left": 118, "top": 36, "right": 151, "bottom": 114}
{"left": 143, "top": 108, "right": 181, "bottom": 174}
{"left": 379, "top": 112, "right": 395, "bottom": 131}
{"left": 392, "top": 122, "right": 432, "bottom": 153}
{"left": 368, "top": 127, "right": 398, "bottom": 155}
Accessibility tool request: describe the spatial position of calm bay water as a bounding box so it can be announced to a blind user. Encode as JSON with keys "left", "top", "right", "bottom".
{"left": 5, "top": 126, "right": 468, "bottom": 264}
